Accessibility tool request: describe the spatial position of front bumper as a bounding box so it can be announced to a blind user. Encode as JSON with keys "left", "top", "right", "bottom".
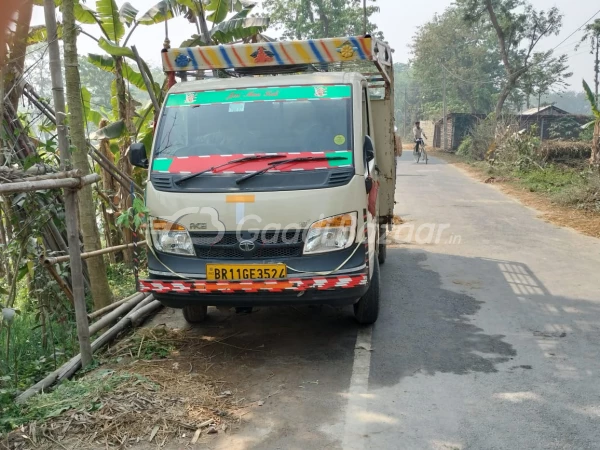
{"left": 143, "top": 241, "right": 369, "bottom": 307}
{"left": 140, "top": 274, "right": 368, "bottom": 307}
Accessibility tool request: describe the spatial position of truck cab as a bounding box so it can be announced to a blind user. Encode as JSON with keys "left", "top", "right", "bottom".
{"left": 130, "top": 36, "right": 396, "bottom": 324}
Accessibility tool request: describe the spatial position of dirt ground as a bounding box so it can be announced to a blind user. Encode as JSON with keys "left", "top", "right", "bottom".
{"left": 430, "top": 149, "right": 600, "bottom": 239}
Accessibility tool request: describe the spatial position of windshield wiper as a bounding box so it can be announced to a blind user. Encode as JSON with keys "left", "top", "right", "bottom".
{"left": 235, "top": 156, "right": 348, "bottom": 185}
{"left": 175, "top": 154, "right": 286, "bottom": 185}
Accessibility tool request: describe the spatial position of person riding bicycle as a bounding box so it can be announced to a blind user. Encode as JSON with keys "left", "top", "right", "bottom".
{"left": 413, "top": 121, "right": 427, "bottom": 153}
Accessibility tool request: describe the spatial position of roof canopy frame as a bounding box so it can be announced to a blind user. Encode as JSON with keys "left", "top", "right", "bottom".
{"left": 162, "top": 35, "right": 393, "bottom": 92}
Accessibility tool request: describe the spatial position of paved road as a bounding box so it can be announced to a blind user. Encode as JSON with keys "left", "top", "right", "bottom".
{"left": 203, "top": 152, "right": 600, "bottom": 450}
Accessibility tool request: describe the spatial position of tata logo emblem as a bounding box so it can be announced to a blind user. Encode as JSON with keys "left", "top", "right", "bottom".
{"left": 238, "top": 240, "right": 256, "bottom": 252}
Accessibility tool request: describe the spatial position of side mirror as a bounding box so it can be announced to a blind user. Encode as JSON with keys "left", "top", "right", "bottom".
{"left": 364, "top": 135, "right": 375, "bottom": 163}
{"left": 129, "top": 143, "right": 148, "bottom": 169}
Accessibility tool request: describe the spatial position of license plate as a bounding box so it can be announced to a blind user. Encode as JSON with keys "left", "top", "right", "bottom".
{"left": 206, "top": 264, "right": 287, "bottom": 281}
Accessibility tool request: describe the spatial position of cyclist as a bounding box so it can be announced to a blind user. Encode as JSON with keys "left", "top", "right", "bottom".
{"left": 413, "top": 121, "right": 427, "bottom": 154}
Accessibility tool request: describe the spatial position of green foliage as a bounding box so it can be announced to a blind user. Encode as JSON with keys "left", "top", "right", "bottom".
{"left": 542, "top": 91, "right": 594, "bottom": 115}
{"left": 96, "top": 0, "right": 126, "bottom": 42}
{"left": 1, "top": 371, "right": 154, "bottom": 433}
{"left": 548, "top": 117, "right": 583, "bottom": 141}
{"left": 205, "top": 0, "right": 232, "bottom": 24}
{"left": 127, "top": 328, "right": 175, "bottom": 360}
{"left": 90, "top": 120, "right": 126, "bottom": 140}
{"left": 555, "top": 172, "right": 600, "bottom": 212}
{"left": 457, "top": 0, "right": 566, "bottom": 115}
{"left": 118, "top": 1, "right": 139, "bottom": 26}
{"left": 106, "top": 263, "right": 137, "bottom": 299}
{"left": 518, "top": 165, "right": 583, "bottom": 193}
{"left": 457, "top": 135, "right": 473, "bottom": 157}
{"left": 27, "top": 24, "right": 63, "bottom": 46}
{"left": 518, "top": 53, "right": 572, "bottom": 111}
{"left": 0, "top": 310, "right": 77, "bottom": 423}
{"left": 583, "top": 80, "right": 600, "bottom": 118}
{"left": 116, "top": 196, "right": 149, "bottom": 232}
{"left": 97, "top": 36, "right": 135, "bottom": 58}
{"left": 393, "top": 63, "right": 425, "bottom": 137}
{"left": 137, "top": 0, "right": 187, "bottom": 25}
{"left": 263, "top": 0, "right": 384, "bottom": 40}
{"left": 81, "top": 86, "right": 104, "bottom": 126}
{"left": 411, "top": 7, "right": 501, "bottom": 116}
{"left": 73, "top": 2, "right": 100, "bottom": 25}
{"left": 458, "top": 115, "right": 499, "bottom": 161}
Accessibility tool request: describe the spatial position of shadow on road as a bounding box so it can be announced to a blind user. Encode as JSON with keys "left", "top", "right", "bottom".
{"left": 372, "top": 250, "right": 517, "bottom": 387}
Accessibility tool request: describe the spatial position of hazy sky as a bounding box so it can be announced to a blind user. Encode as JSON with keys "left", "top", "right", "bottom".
{"left": 31, "top": 0, "right": 599, "bottom": 91}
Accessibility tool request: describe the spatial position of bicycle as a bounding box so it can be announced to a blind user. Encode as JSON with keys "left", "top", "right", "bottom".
{"left": 413, "top": 138, "right": 428, "bottom": 164}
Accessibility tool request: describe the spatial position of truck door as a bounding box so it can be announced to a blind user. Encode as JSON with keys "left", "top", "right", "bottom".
{"left": 362, "top": 84, "right": 378, "bottom": 271}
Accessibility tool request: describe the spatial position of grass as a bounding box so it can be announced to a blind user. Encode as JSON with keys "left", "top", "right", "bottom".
{"left": 1, "top": 370, "right": 152, "bottom": 433}
{"left": 0, "top": 312, "right": 78, "bottom": 429}
{"left": 106, "top": 262, "right": 138, "bottom": 299}
{"left": 516, "top": 165, "right": 587, "bottom": 195}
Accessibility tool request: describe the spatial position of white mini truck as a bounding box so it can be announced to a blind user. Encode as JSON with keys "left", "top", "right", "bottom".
{"left": 130, "top": 35, "right": 396, "bottom": 324}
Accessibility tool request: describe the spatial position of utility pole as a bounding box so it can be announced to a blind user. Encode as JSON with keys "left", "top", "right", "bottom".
{"left": 443, "top": 67, "right": 448, "bottom": 151}
{"left": 404, "top": 87, "right": 407, "bottom": 138}
{"left": 43, "top": 0, "right": 93, "bottom": 367}
{"left": 363, "top": 0, "right": 367, "bottom": 35}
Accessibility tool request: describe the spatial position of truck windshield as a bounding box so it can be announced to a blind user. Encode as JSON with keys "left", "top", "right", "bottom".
{"left": 153, "top": 84, "right": 353, "bottom": 162}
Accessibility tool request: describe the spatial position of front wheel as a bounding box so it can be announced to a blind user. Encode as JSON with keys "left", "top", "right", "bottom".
{"left": 183, "top": 305, "right": 208, "bottom": 324}
{"left": 354, "top": 259, "right": 380, "bottom": 325}
{"left": 378, "top": 227, "right": 387, "bottom": 265}
{"left": 413, "top": 147, "right": 421, "bottom": 163}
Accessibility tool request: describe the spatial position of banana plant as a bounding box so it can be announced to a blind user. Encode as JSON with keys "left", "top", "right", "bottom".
{"left": 583, "top": 80, "right": 600, "bottom": 168}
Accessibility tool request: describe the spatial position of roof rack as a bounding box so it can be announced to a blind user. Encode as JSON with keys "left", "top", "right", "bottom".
{"left": 162, "top": 35, "right": 393, "bottom": 86}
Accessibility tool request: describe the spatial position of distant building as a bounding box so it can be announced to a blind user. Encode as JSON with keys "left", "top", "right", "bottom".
{"left": 520, "top": 105, "right": 570, "bottom": 116}
{"left": 434, "top": 108, "right": 592, "bottom": 150}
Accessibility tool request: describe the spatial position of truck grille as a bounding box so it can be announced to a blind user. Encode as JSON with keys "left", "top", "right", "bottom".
{"left": 189, "top": 230, "right": 305, "bottom": 260}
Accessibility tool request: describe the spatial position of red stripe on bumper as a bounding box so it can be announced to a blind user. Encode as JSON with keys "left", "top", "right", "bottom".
{"left": 140, "top": 275, "right": 368, "bottom": 294}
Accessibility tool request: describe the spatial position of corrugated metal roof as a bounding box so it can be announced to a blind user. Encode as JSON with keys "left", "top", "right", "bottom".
{"left": 521, "top": 105, "right": 569, "bottom": 116}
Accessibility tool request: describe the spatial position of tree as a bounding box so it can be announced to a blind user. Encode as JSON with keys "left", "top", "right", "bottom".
{"left": 42, "top": 0, "right": 92, "bottom": 366}
{"left": 262, "top": 0, "right": 384, "bottom": 40}
{"left": 62, "top": 0, "right": 114, "bottom": 309}
{"left": 4, "top": 0, "right": 33, "bottom": 112}
{"left": 411, "top": 7, "right": 501, "bottom": 116}
{"left": 583, "top": 80, "right": 600, "bottom": 168}
{"left": 393, "top": 63, "right": 423, "bottom": 137}
{"left": 458, "top": 0, "right": 565, "bottom": 117}
{"left": 542, "top": 91, "right": 594, "bottom": 115}
{"left": 518, "top": 53, "right": 572, "bottom": 110}
{"left": 577, "top": 19, "right": 600, "bottom": 108}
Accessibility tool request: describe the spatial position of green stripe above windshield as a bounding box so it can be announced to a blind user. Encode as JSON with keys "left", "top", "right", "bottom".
{"left": 166, "top": 85, "right": 351, "bottom": 107}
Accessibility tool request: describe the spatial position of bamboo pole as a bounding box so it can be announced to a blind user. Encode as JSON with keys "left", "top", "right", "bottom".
{"left": 88, "top": 292, "right": 146, "bottom": 335}
{"left": 9, "top": 169, "right": 84, "bottom": 182}
{"left": 42, "top": 240, "right": 147, "bottom": 265}
{"left": 89, "top": 147, "right": 143, "bottom": 194}
{"left": 44, "top": 263, "right": 75, "bottom": 304}
{"left": 0, "top": 173, "right": 100, "bottom": 194}
{"left": 44, "top": 0, "right": 93, "bottom": 367}
{"left": 87, "top": 292, "right": 140, "bottom": 320}
{"left": 15, "top": 296, "right": 160, "bottom": 404}
{"left": 128, "top": 294, "right": 155, "bottom": 315}
{"left": 132, "top": 46, "right": 161, "bottom": 113}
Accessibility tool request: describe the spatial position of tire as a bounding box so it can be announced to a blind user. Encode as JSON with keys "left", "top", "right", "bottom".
{"left": 378, "top": 227, "right": 387, "bottom": 265}
{"left": 413, "top": 148, "right": 421, "bottom": 163}
{"left": 182, "top": 305, "right": 208, "bottom": 324}
{"left": 354, "top": 259, "right": 380, "bottom": 325}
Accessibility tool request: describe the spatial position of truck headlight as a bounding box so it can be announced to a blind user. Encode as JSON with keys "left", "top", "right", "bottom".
{"left": 303, "top": 212, "right": 358, "bottom": 254}
{"left": 150, "top": 218, "right": 195, "bottom": 256}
